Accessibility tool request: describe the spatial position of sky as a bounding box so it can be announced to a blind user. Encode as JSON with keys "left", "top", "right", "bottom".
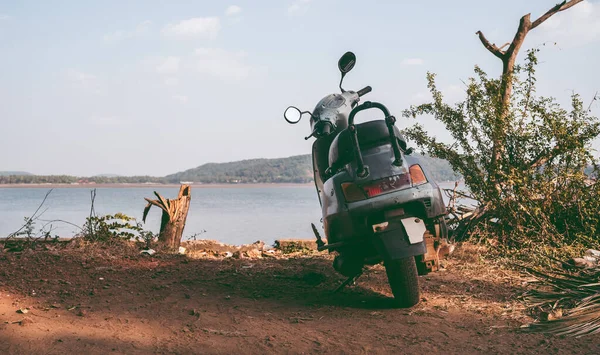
{"left": 0, "top": 0, "right": 599, "bottom": 176}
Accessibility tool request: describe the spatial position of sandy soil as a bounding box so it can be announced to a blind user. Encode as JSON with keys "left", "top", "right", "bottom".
{"left": 0, "top": 243, "right": 598, "bottom": 355}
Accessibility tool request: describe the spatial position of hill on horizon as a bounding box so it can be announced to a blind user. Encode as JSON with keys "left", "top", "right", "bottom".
{"left": 0, "top": 171, "right": 33, "bottom": 176}
{"left": 166, "top": 153, "right": 460, "bottom": 184}
{"left": 166, "top": 155, "right": 313, "bottom": 184}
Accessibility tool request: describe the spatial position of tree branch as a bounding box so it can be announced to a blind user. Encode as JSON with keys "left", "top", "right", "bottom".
{"left": 505, "top": 14, "right": 532, "bottom": 57}
{"left": 475, "top": 31, "right": 505, "bottom": 59}
{"left": 498, "top": 42, "right": 511, "bottom": 51}
{"left": 531, "top": 0, "right": 583, "bottom": 29}
{"left": 530, "top": 144, "right": 564, "bottom": 170}
{"left": 587, "top": 91, "right": 599, "bottom": 112}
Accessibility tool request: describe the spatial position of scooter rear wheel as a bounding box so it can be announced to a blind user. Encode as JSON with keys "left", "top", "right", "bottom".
{"left": 384, "top": 257, "right": 420, "bottom": 308}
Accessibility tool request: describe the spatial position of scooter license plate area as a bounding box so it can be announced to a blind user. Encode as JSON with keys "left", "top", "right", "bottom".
{"left": 371, "top": 217, "right": 426, "bottom": 245}
{"left": 400, "top": 218, "right": 427, "bottom": 244}
{"left": 370, "top": 220, "right": 426, "bottom": 260}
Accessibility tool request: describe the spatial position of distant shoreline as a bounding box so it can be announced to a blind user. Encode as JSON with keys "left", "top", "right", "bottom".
{"left": 0, "top": 183, "right": 314, "bottom": 189}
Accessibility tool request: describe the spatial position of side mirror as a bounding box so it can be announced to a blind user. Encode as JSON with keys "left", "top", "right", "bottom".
{"left": 338, "top": 51, "right": 356, "bottom": 92}
{"left": 284, "top": 106, "right": 303, "bottom": 124}
{"left": 338, "top": 52, "right": 356, "bottom": 74}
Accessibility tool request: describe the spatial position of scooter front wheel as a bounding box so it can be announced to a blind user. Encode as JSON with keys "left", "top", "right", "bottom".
{"left": 384, "top": 257, "right": 420, "bottom": 308}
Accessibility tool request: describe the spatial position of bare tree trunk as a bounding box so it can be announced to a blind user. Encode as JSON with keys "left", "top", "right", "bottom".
{"left": 475, "top": 0, "right": 583, "bottom": 187}
{"left": 143, "top": 185, "right": 192, "bottom": 250}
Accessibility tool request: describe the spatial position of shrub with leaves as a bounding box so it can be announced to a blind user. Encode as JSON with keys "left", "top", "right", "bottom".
{"left": 82, "top": 213, "right": 151, "bottom": 243}
{"left": 403, "top": 49, "right": 600, "bottom": 259}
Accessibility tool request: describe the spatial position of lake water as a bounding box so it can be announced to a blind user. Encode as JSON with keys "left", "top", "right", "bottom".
{"left": 0, "top": 186, "right": 323, "bottom": 245}
{"left": 0, "top": 183, "right": 463, "bottom": 245}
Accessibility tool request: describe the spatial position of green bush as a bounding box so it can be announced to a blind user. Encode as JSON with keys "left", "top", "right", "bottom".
{"left": 82, "top": 213, "right": 155, "bottom": 246}
{"left": 403, "top": 50, "right": 600, "bottom": 259}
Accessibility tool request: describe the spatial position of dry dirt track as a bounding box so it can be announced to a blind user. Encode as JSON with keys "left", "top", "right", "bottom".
{"left": 0, "top": 245, "right": 599, "bottom": 354}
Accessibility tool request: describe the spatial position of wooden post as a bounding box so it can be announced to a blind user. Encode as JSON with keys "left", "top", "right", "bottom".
{"left": 143, "top": 185, "right": 192, "bottom": 249}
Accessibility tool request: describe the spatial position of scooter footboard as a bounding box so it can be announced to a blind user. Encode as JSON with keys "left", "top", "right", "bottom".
{"left": 371, "top": 221, "right": 426, "bottom": 261}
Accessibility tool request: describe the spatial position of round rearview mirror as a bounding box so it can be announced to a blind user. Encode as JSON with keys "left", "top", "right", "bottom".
{"left": 338, "top": 52, "right": 356, "bottom": 74}
{"left": 284, "top": 106, "right": 302, "bottom": 124}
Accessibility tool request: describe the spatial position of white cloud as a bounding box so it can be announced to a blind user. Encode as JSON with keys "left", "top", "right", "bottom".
{"left": 193, "top": 48, "right": 252, "bottom": 80}
{"left": 225, "top": 5, "right": 242, "bottom": 16}
{"left": 172, "top": 95, "right": 189, "bottom": 103}
{"left": 288, "top": 0, "right": 312, "bottom": 15}
{"left": 534, "top": 0, "right": 600, "bottom": 47}
{"left": 0, "top": 14, "right": 9, "bottom": 20}
{"left": 103, "top": 20, "right": 152, "bottom": 43}
{"left": 156, "top": 56, "right": 181, "bottom": 75}
{"left": 401, "top": 58, "right": 424, "bottom": 66}
{"left": 161, "top": 17, "right": 221, "bottom": 40}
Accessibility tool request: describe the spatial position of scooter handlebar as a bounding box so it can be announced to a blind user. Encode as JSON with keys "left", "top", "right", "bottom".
{"left": 357, "top": 86, "right": 372, "bottom": 97}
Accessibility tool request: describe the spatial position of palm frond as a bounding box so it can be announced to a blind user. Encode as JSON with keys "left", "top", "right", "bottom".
{"left": 523, "top": 261, "right": 600, "bottom": 337}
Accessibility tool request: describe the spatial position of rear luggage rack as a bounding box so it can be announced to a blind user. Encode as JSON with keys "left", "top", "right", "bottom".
{"left": 347, "top": 101, "right": 403, "bottom": 178}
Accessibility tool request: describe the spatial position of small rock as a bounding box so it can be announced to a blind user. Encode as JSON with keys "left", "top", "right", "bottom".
{"left": 19, "top": 317, "right": 34, "bottom": 327}
{"left": 542, "top": 309, "right": 563, "bottom": 321}
{"left": 262, "top": 251, "right": 277, "bottom": 258}
{"left": 245, "top": 249, "right": 262, "bottom": 259}
{"left": 189, "top": 309, "right": 200, "bottom": 317}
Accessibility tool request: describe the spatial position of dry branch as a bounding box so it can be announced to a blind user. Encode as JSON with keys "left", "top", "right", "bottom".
{"left": 475, "top": 0, "right": 584, "bottom": 189}
{"left": 475, "top": 31, "right": 505, "bottom": 59}
{"left": 531, "top": 0, "right": 583, "bottom": 29}
{"left": 7, "top": 189, "right": 54, "bottom": 239}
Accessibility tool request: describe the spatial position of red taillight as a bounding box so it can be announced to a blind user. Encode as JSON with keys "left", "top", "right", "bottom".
{"left": 342, "top": 172, "right": 421, "bottom": 203}
{"left": 363, "top": 185, "right": 382, "bottom": 198}
{"left": 409, "top": 164, "right": 427, "bottom": 185}
{"left": 360, "top": 174, "right": 411, "bottom": 199}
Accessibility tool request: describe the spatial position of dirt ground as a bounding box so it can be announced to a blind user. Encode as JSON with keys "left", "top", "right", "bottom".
{"left": 1, "top": 242, "right": 599, "bottom": 355}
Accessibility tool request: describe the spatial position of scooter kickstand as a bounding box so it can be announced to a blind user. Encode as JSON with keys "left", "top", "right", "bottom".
{"left": 334, "top": 272, "right": 362, "bottom": 293}
{"left": 311, "top": 223, "right": 325, "bottom": 249}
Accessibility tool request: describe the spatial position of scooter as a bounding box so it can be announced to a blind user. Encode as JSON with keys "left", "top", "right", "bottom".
{"left": 284, "top": 52, "right": 447, "bottom": 307}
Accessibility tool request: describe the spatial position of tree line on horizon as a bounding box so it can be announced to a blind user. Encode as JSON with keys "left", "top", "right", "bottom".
{"left": 0, "top": 153, "right": 461, "bottom": 185}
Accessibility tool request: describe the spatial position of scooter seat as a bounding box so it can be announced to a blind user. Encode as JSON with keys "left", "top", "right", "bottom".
{"left": 328, "top": 120, "right": 407, "bottom": 171}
